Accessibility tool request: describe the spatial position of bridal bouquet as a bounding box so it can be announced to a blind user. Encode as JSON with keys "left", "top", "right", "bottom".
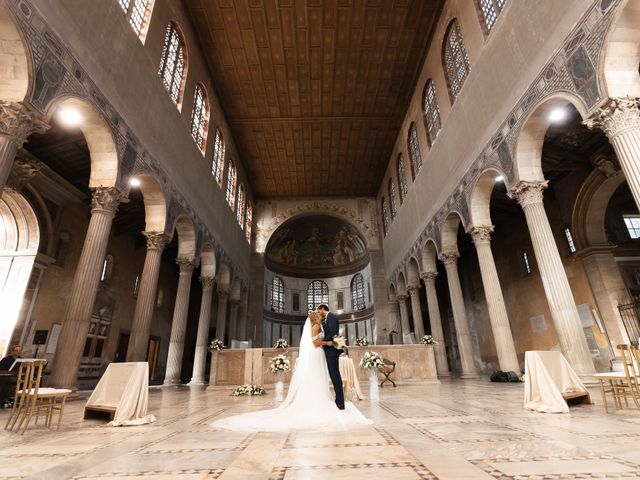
{"left": 232, "top": 384, "right": 265, "bottom": 396}
{"left": 332, "top": 334, "right": 347, "bottom": 350}
{"left": 269, "top": 354, "right": 291, "bottom": 375}
{"left": 420, "top": 335, "right": 437, "bottom": 345}
{"left": 273, "top": 338, "right": 288, "bottom": 349}
{"left": 208, "top": 339, "right": 225, "bottom": 351}
{"left": 355, "top": 336, "right": 370, "bottom": 346}
{"left": 359, "top": 351, "right": 385, "bottom": 371}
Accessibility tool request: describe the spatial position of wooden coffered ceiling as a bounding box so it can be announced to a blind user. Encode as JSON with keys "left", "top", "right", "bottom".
{"left": 185, "top": 0, "right": 443, "bottom": 197}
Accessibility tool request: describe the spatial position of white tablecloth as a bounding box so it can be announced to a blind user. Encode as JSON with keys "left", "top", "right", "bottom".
{"left": 524, "top": 351, "right": 590, "bottom": 414}
{"left": 339, "top": 356, "right": 364, "bottom": 400}
{"left": 85, "top": 362, "right": 156, "bottom": 426}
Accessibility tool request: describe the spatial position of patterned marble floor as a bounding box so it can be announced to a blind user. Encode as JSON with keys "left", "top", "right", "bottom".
{"left": 0, "top": 379, "right": 639, "bottom": 480}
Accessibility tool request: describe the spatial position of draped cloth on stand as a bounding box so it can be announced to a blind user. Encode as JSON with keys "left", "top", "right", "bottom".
{"left": 84, "top": 362, "right": 156, "bottom": 426}
{"left": 524, "top": 351, "right": 591, "bottom": 414}
{"left": 339, "top": 356, "right": 364, "bottom": 400}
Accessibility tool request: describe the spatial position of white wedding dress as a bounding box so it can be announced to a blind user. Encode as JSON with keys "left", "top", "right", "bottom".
{"left": 211, "top": 318, "right": 372, "bottom": 431}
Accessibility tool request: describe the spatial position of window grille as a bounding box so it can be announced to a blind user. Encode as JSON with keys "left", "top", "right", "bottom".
{"left": 351, "top": 274, "right": 366, "bottom": 311}
{"left": 226, "top": 160, "right": 237, "bottom": 210}
{"left": 397, "top": 154, "right": 408, "bottom": 203}
{"left": 271, "top": 276, "right": 285, "bottom": 313}
{"left": 212, "top": 128, "right": 225, "bottom": 185}
{"left": 388, "top": 179, "right": 398, "bottom": 220}
{"left": 443, "top": 19, "right": 471, "bottom": 102}
{"left": 423, "top": 80, "right": 441, "bottom": 146}
{"left": 158, "top": 22, "right": 186, "bottom": 105}
{"left": 408, "top": 123, "right": 423, "bottom": 179}
{"left": 307, "top": 280, "right": 329, "bottom": 311}
{"left": 190, "top": 84, "right": 209, "bottom": 152}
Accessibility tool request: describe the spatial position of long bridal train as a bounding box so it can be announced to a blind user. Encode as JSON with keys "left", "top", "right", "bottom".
{"left": 211, "top": 318, "right": 372, "bottom": 431}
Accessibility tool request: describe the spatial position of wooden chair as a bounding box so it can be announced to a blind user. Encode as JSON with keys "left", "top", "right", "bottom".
{"left": 379, "top": 358, "right": 396, "bottom": 388}
{"left": 4, "top": 360, "right": 71, "bottom": 434}
{"left": 594, "top": 344, "right": 640, "bottom": 413}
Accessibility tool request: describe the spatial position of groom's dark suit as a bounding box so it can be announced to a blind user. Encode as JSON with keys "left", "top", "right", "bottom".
{"left": 322, "top": 312, "right": 345, "bottom": 409}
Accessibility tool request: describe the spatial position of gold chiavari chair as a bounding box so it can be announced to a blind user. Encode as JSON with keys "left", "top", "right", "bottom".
{"left": 594, "top": 344, "right": 640, "bottom": 413}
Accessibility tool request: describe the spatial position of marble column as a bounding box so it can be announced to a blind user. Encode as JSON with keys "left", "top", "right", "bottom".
{"left": 49, "top": 187, "right": 126, "bottom": 388}
{"left": 420, "top": 271, "right": 450, "bottom": 376}
{"left": 397, "top": 294, "right": 412, "bottom": 343}
{"left": 470, "top": 226, "right": 520, "bottom": 373}
{"left": 407, "top": 284, "right": 426, "bottom": 339}
{"left": 585, "top": 97, "right": 640, "bottom": 212}
{"left": 215, "top": 288, "right": 229, "bottom": 343}
{"left": 228, "top": 299, "right": 240, "bottom": 342}
{"left": 190, "top": 276, "right": 215, "bottom": 385}
{"left": 509, "top": 181, "right": 595, "bottom": 375}
{"left": 127, "top": 231, "right": 169, "bottom": 362}
{"left": 0, "top": 101, "right": 48, "bottom": 193}
{"left": 237, "top": 291, "right": 249, "bottom": 340}
{"left": 163, "top": 257, "right": 196, "bottom": 385}
{"left": 440, "top": 251, "right": 479, "bottom": 377}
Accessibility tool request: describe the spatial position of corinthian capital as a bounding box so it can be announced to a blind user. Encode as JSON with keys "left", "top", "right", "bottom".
{"left": 0, "top": 101, "right": 49, "bottom": 144}
{"left": 176, "top": 257, "right": 196, "bottom": 274}
{"left": 420, "top": 271, "right": 438, "bottom": 282}
{"left": 507, "top": 180, "right": 548, "bottom": 209}
{"left": 200, "top": 276, "right": 216, "bottom": 290}
{"left": 584, "top": 96, "right": 640, "bottom": 138}
{"left": 91, "top": 186, "right": 127, "bottom": 215}
{"left": 6, "top": 155, "right": 41, "bottom": 191}
{"left": 396, "top": 294, "right": 408, "bottom": 302}
{"left": 469, "top": 225, "right": 494, "bottom": 246}
{"left": 440, "top": 250, "right": 460, "bottom": 266}
{"left": 407, "top": 284, "right": 421, "bottom": 297}
{"left": 143, "top": 231, "right": 169, "bottom": 250}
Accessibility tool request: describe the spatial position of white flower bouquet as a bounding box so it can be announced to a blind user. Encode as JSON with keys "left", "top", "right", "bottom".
{"left": 269, "top": 354, "right": 291, "bottom": 375}
{"left": 420, "top": 335, "right": 437, "bottom": 345}
{"left": 332, "top": 334, "right": 347, "bottom": 350}
{"left": 359, "top": 351, "right": 385, "bottom": 371}
{"left": 273, "top": 338, "right": 288, "bottom": 349}
{"left": 208, "top": 339, "right": 225, "bottom": 351}
{"left": 232, "top": 384, "right": 265, "bottom": 396}
{"left": 355, "top": 336, "right": 370, "bottom": 346}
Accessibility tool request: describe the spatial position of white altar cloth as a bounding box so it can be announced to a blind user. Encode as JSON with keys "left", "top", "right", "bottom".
{"left": 339, "top": 356, "right": 364, "bottom": 400}
{"left": 84, "top": 362, "right": 156, "bottom": 426}
{"left": 524, "top": 351, "right": 590, "bottom": 414}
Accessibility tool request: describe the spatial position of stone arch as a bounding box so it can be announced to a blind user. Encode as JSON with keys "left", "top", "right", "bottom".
{"left": 396, "top": 271, "right": 407, "bottom": 295}
{"left": 173, "top": 214, "right": 196, "bottom": 259}
{"left": 440, "top": 211, "right": 465, "bottom": 252}
{"left": 514, "top": 92, "right": 589, "bottom": 183}
{"left": 421, "top": 239, "right": 439, "bottom": 273}
{"left": 469, "top": 168, "right": 508, "bottom": 227}
{"left": 0, "top": 1, "right": 31, "bottom": 101}
{"left": 388, "top": 283, "right": 397, "bottom": 301}
{"left": 46, "top": 96, "right": 120, "bottom": 188}
{"left": 600, "top": 0, "right": 640, "bottom": 98}
{"left": 407, "top": 256, "right": 421, "bottom": 285}
{"left": 218, "top": 262, "right": 231, "bottom": 290}
{"left": 572, "top": 168, "right": 626, "bottom": 249}
{"left": 230, "top": 277, "right": 242, "bottom": 302}
{"left": 256, "top": 204, "right": 375, "bottom": 253}
{"left": 0, "top": 189, "right": 39, "bottom": 355}
{"left": 200, "top": 243, "right": 217, "bottom": 278}
{"left": 135, "top": 172, "right": 167, "bottom": 232}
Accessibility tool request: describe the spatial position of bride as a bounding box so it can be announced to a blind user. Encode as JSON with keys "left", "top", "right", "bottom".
{"left": 211, "top": 310, "right": 371, "bottom": 431}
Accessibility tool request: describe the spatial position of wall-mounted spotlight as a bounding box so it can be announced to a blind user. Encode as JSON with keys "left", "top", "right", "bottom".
{"left": 56, "top": 106, "right": 83, "bottom": 128}
{"left": 129, "top": 177, "right": 141, "bottom": 187}
{"left": 548, "top": 107, "right": 568, "bottom": 124}
{"left": 494, "top": 175, "right": 504, "bottom": 182}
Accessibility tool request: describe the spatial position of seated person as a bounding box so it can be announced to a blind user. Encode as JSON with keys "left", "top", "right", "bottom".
{"left": 0, "top": 344, "right": 22, "bottom": 408}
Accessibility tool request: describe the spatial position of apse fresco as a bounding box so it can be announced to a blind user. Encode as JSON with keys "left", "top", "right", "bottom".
{"left": 266, "top": 215, "right": 367, "bottom": 269}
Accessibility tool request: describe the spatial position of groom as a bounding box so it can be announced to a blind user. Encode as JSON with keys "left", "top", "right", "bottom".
{"left": 313, "top": 304, "right": 345, "bottom": 410}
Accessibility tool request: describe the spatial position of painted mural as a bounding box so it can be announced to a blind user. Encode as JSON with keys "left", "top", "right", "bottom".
{"left": 266, "top": 215, "right": 367, "bottom": 270}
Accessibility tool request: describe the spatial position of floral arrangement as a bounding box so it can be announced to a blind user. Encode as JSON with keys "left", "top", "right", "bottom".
{"left": 232, "top": 384, "right": 265, "bottom": 396}
{"left": 273, "top": 338, "right": 288, "bottom": 349}
{"left": 359, "top": 351, "right": 385, "bottom": 371}
{"left": 269, "top": 354, "right": 291, "bottom": 375}
{"left": 208, "top": 339, "right": 225, "bottom": 351}
{"left": 420, "top": 335, "right": 437, "bottom": 345}
{"left": 355, "top": 336, "right": 370, "bottom": 346}
{"left": 332, "top": 334, "right": 347, "bottom": 350}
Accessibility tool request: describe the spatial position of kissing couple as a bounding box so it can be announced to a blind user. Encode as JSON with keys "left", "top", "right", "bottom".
{"left": 212, "top": 305, "right": 371, "bottom": 431}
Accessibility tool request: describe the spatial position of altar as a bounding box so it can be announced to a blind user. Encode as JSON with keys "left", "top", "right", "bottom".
{"left": 207, "top": 344, "right": 439, "bottom": 388}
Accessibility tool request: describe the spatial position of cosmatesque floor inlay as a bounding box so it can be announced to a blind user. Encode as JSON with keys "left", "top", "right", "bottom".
{"left": 1, "top": 379, "right": 640, "bottom": 480}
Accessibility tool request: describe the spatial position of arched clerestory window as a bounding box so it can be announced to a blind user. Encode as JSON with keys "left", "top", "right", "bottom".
{"left": 212, "top": 128, "right": 225, "bottom": 185}
{"left": 118, "top": 0, "right": 155, "bottom": 41}
{"left": 225, "top": 159, "right": 237, "bottom": 210}
{"left": 475, "top": 0, "right": 507, "bottom": 36}
{"left": 407, "top": 123, "right": 423, "bottom": 180}
{"left": 388, "top": 179, "right": 398, "bottom": 221}
{"left": 381, "top": 197, "right": 389, "bottom": 237}
{"left": 271, "top": 276, "right": 285, "bottom": 313}
{"left": 351, "top": 273, "right": 366, "bottom": 311}
{"left": 236, "top": 184, "right": 245, "bottom": 226}
{"left": 423, "top": 79, "right": 441, "bottom": 146}
{"left": 443, "top": 19, "right": 471, "bottom": 103}
{"left": 190, "top": 84, "right": 209, "bottom": 153}
{"left": 158, "top": 22, "right": 187, "bottom": 106}
{"left": 396, "top": 154, "right": 408, "bottom": 204}
{"left": 307, "top": 280, "right": 329, "bottom": 311}
{"left": 244, "top": 202, "right": 252, "bottom": 242}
